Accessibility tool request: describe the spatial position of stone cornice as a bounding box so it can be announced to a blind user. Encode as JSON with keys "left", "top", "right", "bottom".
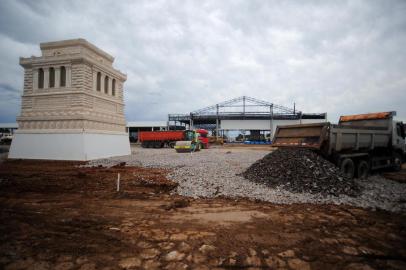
{"left": 17, "top": 115, "right": 126, "bottom": 125}
{"left": 15, "top": 129, "right": 128, "bottom": 135}
{"left": 22, "top": 89, "right": 125, "bottom": 105}
{"left": 40, "top": 38, "right": 114, "bottom": 62}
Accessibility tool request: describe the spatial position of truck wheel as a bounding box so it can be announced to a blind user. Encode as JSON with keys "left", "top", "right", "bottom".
{"left": 169, "top": 142, "right": 175, "bottom": 148}
{"left": 340, "top": 158, "right": 355, "bottom": 179}
{"left": 393, "top": 153, "right": 402, "bottom": 172}
{"left": 357, "top": 160, "right": 369, "bottom": 179}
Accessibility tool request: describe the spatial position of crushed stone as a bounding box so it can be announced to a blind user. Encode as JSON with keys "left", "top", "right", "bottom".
{"left": 242, "top": 148, "right": 361, "bottom": 197}
{"left": 85, "top": 147, "right": 406, "bottom": 212}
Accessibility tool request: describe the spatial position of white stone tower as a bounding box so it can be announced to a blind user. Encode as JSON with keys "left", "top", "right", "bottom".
{"left": 9, "top": 39, "right": 131, "bottom": 160}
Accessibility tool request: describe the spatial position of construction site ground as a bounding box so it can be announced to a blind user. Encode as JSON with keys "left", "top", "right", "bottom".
{"left": 1, "top": 147, "right": 406, "bottom": 270}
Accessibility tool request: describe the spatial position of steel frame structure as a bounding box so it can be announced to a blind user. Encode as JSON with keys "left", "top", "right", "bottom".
{"left": 168, "top": 96, "right": 326, "bottom": 134}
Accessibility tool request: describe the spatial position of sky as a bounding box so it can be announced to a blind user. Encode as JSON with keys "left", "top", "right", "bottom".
{"left": 0, "top": 0, "right": 405, "bottom": 123}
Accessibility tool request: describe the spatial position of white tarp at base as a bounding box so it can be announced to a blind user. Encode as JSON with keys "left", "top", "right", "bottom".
{"left": 8, "top": 132, "right": 131, "bottom": 161}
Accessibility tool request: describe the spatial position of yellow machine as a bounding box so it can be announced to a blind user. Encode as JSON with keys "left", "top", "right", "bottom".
{"left": 174, "top": 130, "right": 201, "bottom": 153}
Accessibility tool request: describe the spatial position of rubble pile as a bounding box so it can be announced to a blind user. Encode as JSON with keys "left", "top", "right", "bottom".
{"left": 242, "top": 148, "right": 361, "bottom": 196}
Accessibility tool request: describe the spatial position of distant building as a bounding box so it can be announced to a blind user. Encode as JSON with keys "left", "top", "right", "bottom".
{"left": 9, "top": 39, "right": 130, "bottom": 160}
{"left": 127, "top": 121, "right": 168, "bottom": 142}
{"left": 168, "top": 96, "right": 327, "bottom": 141}
{"left": 0, "top": 123, "right": 18, "bottom": 135}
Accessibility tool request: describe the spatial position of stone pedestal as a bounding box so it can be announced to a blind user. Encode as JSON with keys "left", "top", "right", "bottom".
{"left": 9, "top": 39, "right": 131, "bottom": 160}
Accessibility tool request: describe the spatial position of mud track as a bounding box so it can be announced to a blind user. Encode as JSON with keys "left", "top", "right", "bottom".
{"left": 0, "top": 160, "right": 405, "bottom": 270}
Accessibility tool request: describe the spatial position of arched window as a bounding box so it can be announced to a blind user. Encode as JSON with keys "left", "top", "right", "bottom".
{"left": 104, "top": 76, "right": 109, "bottom": 94}
{"left": 112, "top": 79, "right": 116, "bottom": 96}
{"left": 38, "top": 68, "right": 44, "bottom": 89}
{"left": 49, "top": 67, "right": 55, "bottom": 88}
{"left": 96, "top": 72, "right": 101, "bottom": 91}
{"left": 60, "top": 66, "right": 66, "bottom": 87}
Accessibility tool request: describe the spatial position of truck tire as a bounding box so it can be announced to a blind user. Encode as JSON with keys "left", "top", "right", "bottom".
{"left": 154, "top": 141, "right": 161, "bottom": 148}
{"left": 357, "top": 160, "right": 369, "bottom": 179}
{"left": 169, "top": 142, "right": 175, "bottom": 148}
{"left": 340, "top": 158, "right": 355, "bottom": 179}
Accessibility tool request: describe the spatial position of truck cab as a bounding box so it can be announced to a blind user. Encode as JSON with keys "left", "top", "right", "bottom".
{"left": 196, "top": 129, "right": 209, "bottom": 149}
{"left": 393, "top": 121, "right": 406, "bottom": 162}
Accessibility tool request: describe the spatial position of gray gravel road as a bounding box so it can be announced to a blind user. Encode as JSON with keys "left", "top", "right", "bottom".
{"left": 86, "top": 147, "right": 406, "bottom": 212}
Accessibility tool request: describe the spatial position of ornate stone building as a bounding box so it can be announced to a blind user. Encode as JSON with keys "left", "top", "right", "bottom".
{"left": 9, "top": 39, "right": 131, "bottom": 160}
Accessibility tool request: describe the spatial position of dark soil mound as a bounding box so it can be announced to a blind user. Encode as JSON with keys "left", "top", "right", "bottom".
{"left": 242, "top": 148, "right": 360, "bottom": 196}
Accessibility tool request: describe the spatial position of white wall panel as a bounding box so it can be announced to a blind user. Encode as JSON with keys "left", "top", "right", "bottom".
{"left": 221, "top": 120, "right": 272, "bottom": 130}
{"left": 9, "top": 132, "right": 131, "bottom": 161}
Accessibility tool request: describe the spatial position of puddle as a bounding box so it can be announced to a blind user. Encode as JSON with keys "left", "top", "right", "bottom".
{"left": 170, "top": 207, "right": 268, "bottom": 224}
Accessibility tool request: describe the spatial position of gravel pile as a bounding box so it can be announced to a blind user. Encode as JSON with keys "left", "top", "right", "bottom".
{"left": 85, "top": 147, "right": 406, "bottom": 212}
{"left": 242, "top": 148, "right": 360, "bottom": 197}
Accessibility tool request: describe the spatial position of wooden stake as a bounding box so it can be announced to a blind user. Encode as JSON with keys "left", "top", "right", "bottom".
{"left": 117, "top": 173, "right": 120, "bottom": 192}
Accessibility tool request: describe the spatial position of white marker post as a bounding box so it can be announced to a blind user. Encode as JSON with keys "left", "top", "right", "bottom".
{"left": 117, "top": 173, "right": 120, "bottom": 192}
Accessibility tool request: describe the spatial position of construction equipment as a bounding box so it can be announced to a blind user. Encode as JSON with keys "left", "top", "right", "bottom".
{"left": 196, "top": 129, "right": 209, "bottom": 149}
{"left": 140, "top": 131, "right": 184, "bottom": 148}
{"left": 174, "top": 130, "right": 201, "bottom": 153}
{"left": 208, "top": 136, "right": 224, "bottom": 145}
{"left": 272, "top": 111, "right": 405, "bottom": 179}
{"left": 139, "top": 129, "right": 208, "bottom": 149}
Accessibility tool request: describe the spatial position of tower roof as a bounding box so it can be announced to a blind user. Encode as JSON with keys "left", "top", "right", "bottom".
{"left": 40, "top": 38, "right": 114, "bottom": 63}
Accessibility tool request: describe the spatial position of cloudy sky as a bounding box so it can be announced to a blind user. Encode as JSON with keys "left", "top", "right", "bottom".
{"left": 0, "top": 0, "right": 405, "bottom": 123}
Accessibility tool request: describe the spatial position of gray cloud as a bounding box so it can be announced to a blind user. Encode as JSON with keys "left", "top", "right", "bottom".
{"left": 0, "top": 0, "right": 405, "bottom": 123}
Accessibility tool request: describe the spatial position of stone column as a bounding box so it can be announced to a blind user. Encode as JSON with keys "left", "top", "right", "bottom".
{"left": 33, "top": 68, "right": 38, "bottom": 90}
{"left": 109, "top": 77, "right": 113, "bottom": 95}
{"left": 93, "top": 71, "right": 97, "bottom": 91}
{"left": 66, "top": 66, "right": 72, "bottom": 87}
{"left": 100, "top": 74, "right": 105, "bottom": 93}
{"left": 119, "top": 82, "right": 123, "bottom": 99}
{"left": 55, "top": 67, "right": 60, "bottom": 88}
{"left": 44, "top": 67, "right": 49, "bottom": 89}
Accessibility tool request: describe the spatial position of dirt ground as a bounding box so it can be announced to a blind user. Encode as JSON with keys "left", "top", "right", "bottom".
{"left": 0, "top": 160, "right": 405, "bottom": 270}
{"left": 382, "top": 164, "right": 406, "bottom": 184}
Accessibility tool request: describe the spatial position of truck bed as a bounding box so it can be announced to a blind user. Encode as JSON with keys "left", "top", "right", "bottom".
{"left": 139, "top": 131, "right": 184, "bottom": 142}
{"left": 272, "top": 122, "right": 392, "bottom": 155}
{"left": 329, "top": 124, "right": 391, "bottom": 154}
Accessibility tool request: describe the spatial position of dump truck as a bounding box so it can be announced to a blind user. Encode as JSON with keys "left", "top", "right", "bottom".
{"left": 139, "top": 129, "right": 209, "bottom": 149}
{"left": 195, "top": 129, "right": 209, "bottom": 149}
{"left": 272, "top": 111, "right": 405, "bottom": 179}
